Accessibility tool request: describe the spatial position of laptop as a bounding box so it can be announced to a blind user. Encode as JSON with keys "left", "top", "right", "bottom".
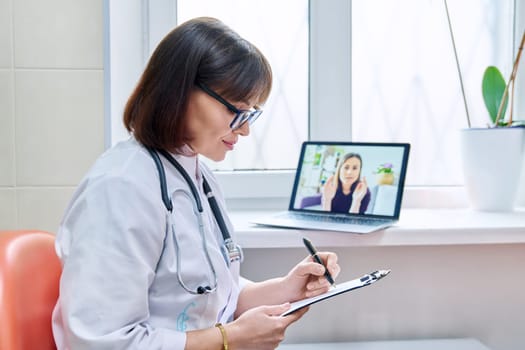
{"left": 252, "top": 141, "right": 410, "bottom": 233}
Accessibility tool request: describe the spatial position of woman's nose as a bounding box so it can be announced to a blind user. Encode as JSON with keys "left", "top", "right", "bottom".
{"left": 234, "top": 122, "right": 250, "bottom": 136}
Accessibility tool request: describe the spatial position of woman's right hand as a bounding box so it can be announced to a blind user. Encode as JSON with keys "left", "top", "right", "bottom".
{"left": 226, "top": 303, "right": 308, "bottom": 349}
{"left": 322, "top": 175, "right": 337, "bottom": 209}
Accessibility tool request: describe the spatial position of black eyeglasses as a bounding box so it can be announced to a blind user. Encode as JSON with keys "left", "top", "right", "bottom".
{"left": 196, "top": 81, "right": 263, "bottom": 130}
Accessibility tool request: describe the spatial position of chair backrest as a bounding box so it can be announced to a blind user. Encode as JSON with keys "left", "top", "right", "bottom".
{"left": 0, "top": 230, "right": 62, "bottom": 350}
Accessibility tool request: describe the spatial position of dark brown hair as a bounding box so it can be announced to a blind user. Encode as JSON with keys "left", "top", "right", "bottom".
{"left": 123, "top": 17, "right": 273, "bottom": 152}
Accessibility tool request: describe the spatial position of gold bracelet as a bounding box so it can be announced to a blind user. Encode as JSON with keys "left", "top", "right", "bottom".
{"left": 215, "top": 323, "right": 228, "bottom": 350}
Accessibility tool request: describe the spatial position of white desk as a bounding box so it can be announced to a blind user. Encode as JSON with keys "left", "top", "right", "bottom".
{"left": 231, "top": 208, "right": 525, "bottom": 248}
{"left": 278, "top": 338, "right": 491, "bottom": 350}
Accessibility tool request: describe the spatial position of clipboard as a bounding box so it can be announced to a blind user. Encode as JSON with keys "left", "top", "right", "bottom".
{"left": 281, "top": 270, "right": 391, "bottom": 317}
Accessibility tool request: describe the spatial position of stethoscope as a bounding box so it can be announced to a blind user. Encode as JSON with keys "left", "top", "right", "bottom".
{"left": 146, "top": 147, "right": 243, "bottom": 295}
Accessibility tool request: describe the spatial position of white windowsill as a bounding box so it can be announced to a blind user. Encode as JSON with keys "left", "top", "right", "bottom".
{"left": 277, "top": 338, "right": 490, "bottom": 350}
{"left": 230, "top": 208, "right": 525, "bottom": 249}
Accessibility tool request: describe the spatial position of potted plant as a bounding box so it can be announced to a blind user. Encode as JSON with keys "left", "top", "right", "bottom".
{"left": 481, "top": 47, "right": 525, "bottom": 128}
{"left": 375, "top": 163, "right": 395, "bottom": 185}
{"left": 445, "top": 0, "right": 525, "bottom": 211}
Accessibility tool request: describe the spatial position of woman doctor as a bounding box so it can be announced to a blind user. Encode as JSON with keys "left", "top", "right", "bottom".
{"left": 52, "top": 17, "right": 340, "bottom": 350}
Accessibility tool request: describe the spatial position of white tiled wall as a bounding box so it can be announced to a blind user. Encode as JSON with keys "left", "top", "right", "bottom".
{"left": 0, "top": 0, "right": 104, "bottom": 233}
{"left": 0, "top": 189, "right": 16, "bottom": 230}
{"left": 13, "top": 0, "right": 103, "bottom": 69}
{"left": 0, "top": 0, "right": 13, "bottom": 68}
{"left": 15, "top": 70, "right": 104, "bottom": 186}
{"left": 0, "top": 70, "right": 15, "bottom": 187}
{"left": 17, "top": 187, "right": 76, "bottom": 232}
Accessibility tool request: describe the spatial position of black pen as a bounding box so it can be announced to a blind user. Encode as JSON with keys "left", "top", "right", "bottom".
{"left": 302, "top": 237, "right": 336, "bottom": 288}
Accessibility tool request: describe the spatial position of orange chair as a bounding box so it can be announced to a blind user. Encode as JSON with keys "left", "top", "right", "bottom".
{"left": 0, "top": 230, "right": 62, "bottom": 350}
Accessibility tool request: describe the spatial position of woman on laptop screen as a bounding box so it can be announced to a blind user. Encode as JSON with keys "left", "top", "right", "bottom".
{"left": 322, "top": 153, "right": 371, "bottom": 214}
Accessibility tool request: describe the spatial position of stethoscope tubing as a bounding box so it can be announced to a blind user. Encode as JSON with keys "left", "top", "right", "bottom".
{"left": 146, "top": 147, "right": 242, "bottom": 295}
{"left": 170, "top": 188, "right": 218, "bottom": 295}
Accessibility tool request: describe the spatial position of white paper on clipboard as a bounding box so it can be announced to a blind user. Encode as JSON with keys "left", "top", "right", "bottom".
{"left": 281, "top": 270, "right": 391, "bottom": 317}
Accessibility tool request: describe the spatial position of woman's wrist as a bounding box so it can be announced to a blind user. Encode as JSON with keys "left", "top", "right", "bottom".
{"left": 321, "top": 196, "right": 331, "bottom": 210}
{"left": 215, "top": 323, "right": 228, "bottom": 350}
{"left": 223, "top": 322, "right": 241, "bottom": 350}
{"left": 186, "top": 325, "right": 233, "bottom": 350}
{"left": 349, "top": 201, "right": 361, "bottom": 213}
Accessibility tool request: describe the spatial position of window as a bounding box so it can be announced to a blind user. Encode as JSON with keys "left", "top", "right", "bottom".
{"left": 177, "top": 0, "right": 309, "bottom": 171}
{"left": 352, "top": 0, "right": 514, "bottom": 186}
{"left": 105, "top": 0, "right": 521, "bottom": 206}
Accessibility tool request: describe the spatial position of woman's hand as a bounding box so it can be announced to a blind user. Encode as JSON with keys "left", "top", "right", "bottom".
{"left": 228, "top": 252, "right": 339, "bottom": 349}
{"left": 282, "top": 252, "right": 340, "bottom": 301}
{"left": 186, "top": 304, "right": 307, "bottom": 350}
{"left": 322, "top": 176, "right": 337, "bottom": 210}
{"left": 352, "top": 176, "right": 368, "bottom": 202}
{"left": 226, "top": 304, "right": 309, "bottom": 350}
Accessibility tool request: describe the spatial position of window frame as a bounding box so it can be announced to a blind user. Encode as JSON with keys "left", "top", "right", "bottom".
{"left": 216, "top": 0, "right": 351, "bottom": 204}
{"left": 104, "top": 0, "right": 523, "bottom": 210}
{"left": 516, "top": 0, "right": 525, "bottom": 127}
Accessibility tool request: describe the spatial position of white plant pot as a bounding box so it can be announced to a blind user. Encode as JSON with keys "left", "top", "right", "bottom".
{"left": 517, "top": 160, "right": 525, "bottom": 207}
{"left": 460, "top": 127, "right": 525, "bottom": 212}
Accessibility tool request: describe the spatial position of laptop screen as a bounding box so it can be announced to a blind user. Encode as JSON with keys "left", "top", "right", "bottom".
{"left": 289, "top": 142, "right": 410, "bottom": 219}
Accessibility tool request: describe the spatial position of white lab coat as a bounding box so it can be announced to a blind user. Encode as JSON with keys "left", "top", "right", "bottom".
{"left": 52, "top": 137, "right": 242, "bottom": 349}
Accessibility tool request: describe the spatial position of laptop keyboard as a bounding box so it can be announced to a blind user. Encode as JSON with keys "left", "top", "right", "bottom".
{"left": 283, "top": 212, "right": 389, "bottom": 226}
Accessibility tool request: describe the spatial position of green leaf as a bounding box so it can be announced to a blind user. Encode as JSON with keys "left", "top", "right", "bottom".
{"left": 482, "top": 66, "right": 507, "bottom": 125}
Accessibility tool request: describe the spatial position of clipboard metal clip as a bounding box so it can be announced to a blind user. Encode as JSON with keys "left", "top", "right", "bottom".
{"left": 360, "top": 269, "right": 391, "bottom": 285}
